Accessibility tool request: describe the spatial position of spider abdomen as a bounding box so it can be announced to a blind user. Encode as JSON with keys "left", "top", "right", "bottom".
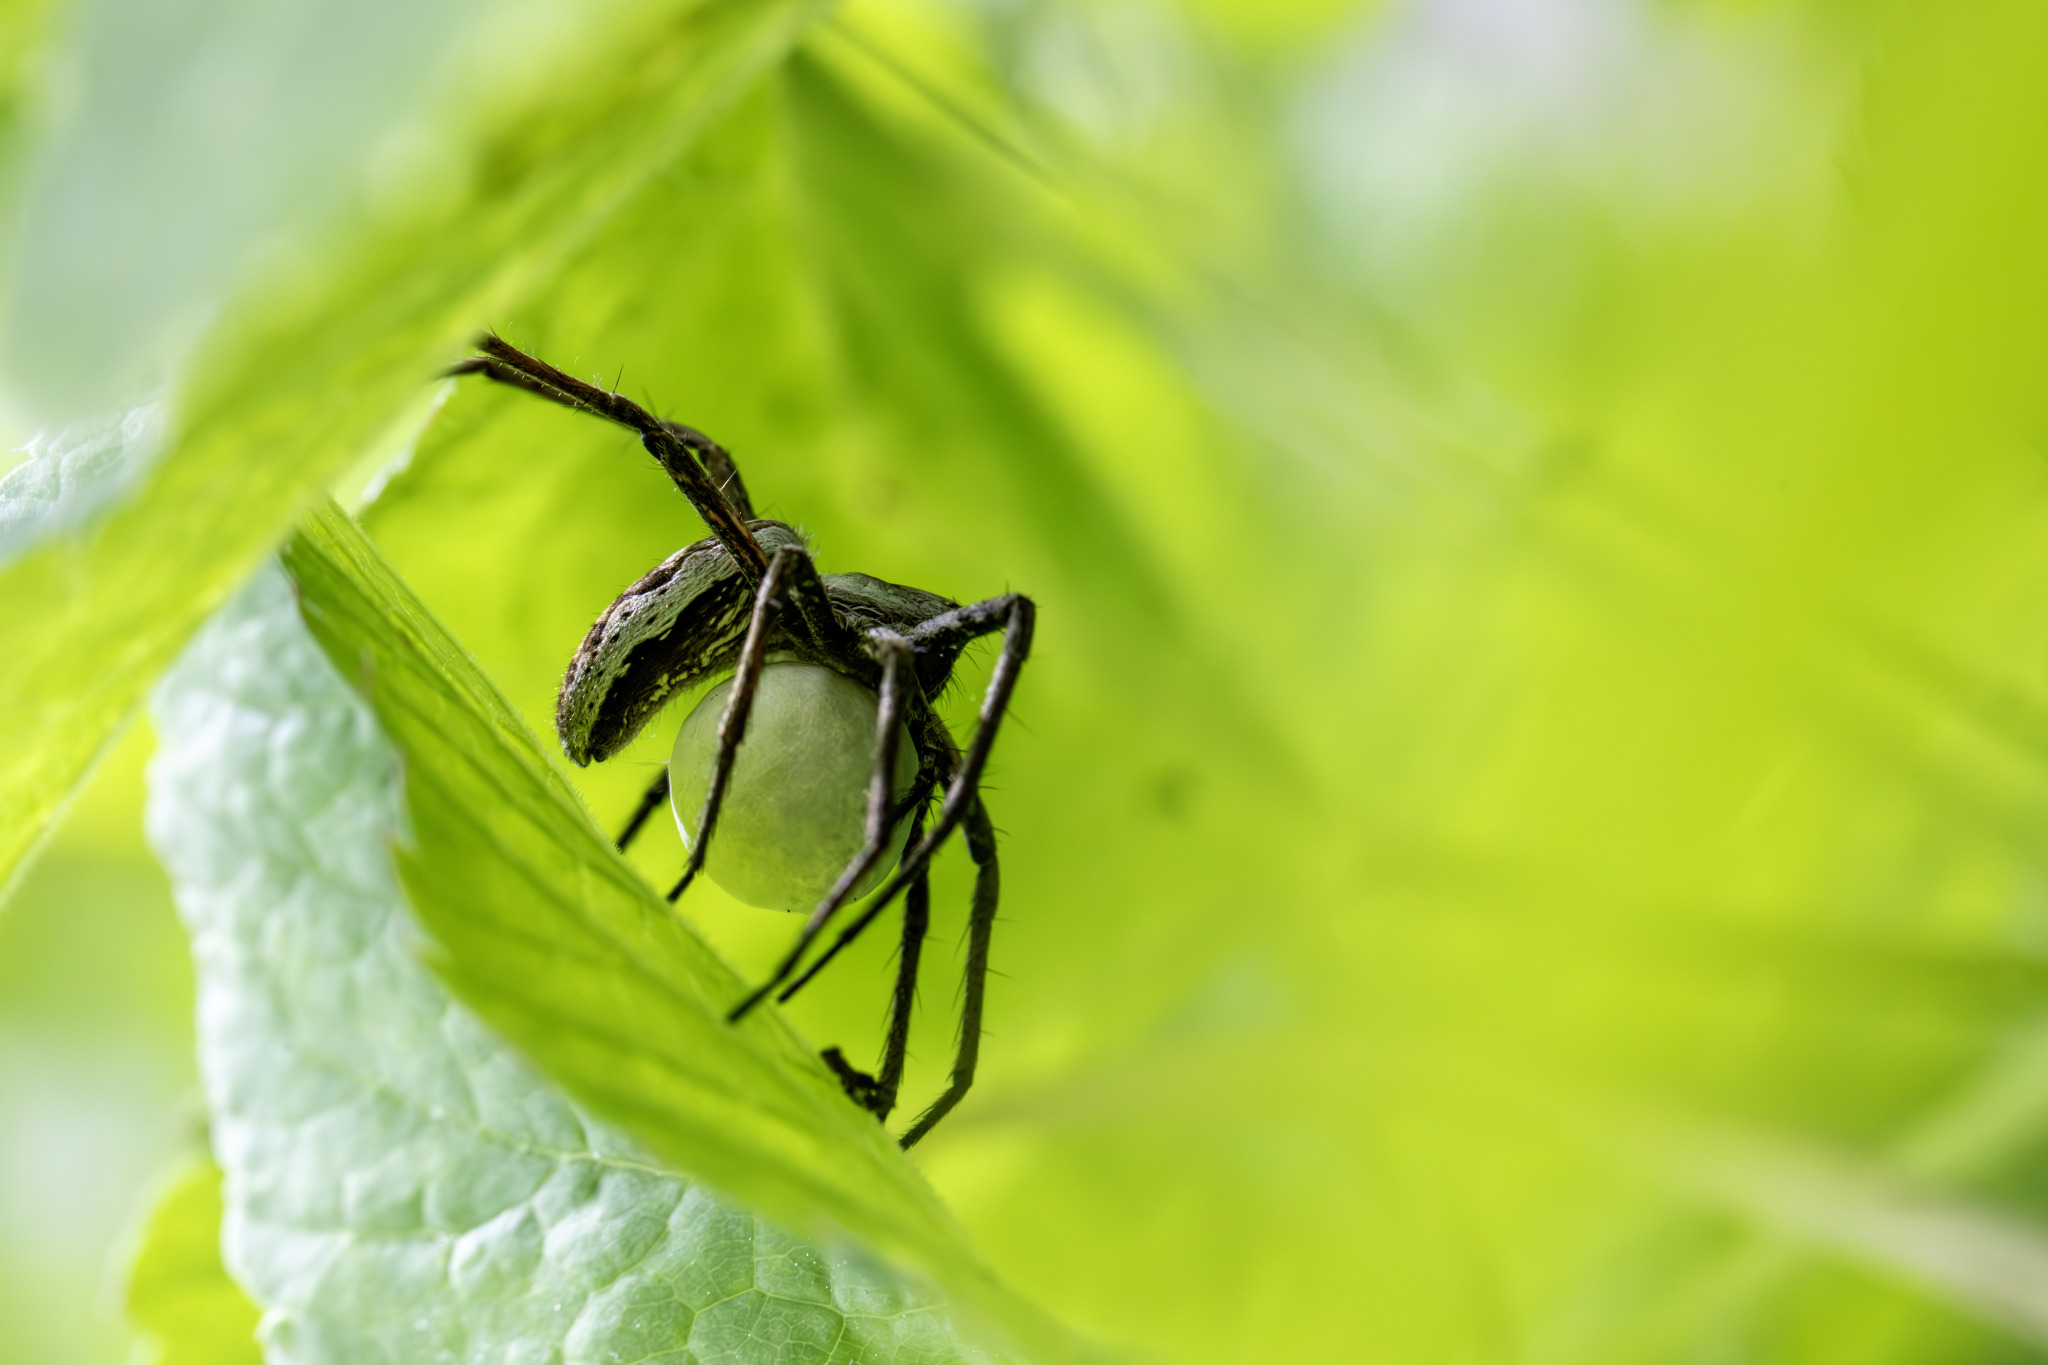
{"left": 557, "top": 520, "right": 807, "bottom": 765}
{"left": 669, "top": 662, "right": 918, "bottom": 912}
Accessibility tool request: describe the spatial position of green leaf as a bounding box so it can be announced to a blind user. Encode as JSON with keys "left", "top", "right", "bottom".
{"left": 280, "top": 499, "right": 1094, "bottom": 1364}
{"left": 0, "top": 0, "right": 821, "bottom": 900}
{"left": 120, "top": 1158, "right": 263, "bottom": 1365}
{"left": 147, "top": 554, "right": 1029, "bottom": 1364}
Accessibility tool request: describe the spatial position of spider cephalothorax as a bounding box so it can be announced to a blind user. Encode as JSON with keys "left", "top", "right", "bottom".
{"left": 449, "top": 336, "right": 1033, "bottom": 1147}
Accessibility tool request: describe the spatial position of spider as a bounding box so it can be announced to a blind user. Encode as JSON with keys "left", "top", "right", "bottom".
{"left": 447, "top": 336, "right": 1033, "bottom": 1148}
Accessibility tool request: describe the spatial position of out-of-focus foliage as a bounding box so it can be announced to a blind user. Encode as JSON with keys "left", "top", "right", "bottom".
{"left": 8, "top": 0, "right": 2048, "bottom": 1362}
{"left": 120, "top": 1159, "right": 261, "bottom": 1365}
{"left": 0, "top": 729, "right": 193, "bottom": 1364}
{"left": 0, "top": 0, "right": 59, "bottom": 176}
{"left": 0, "top": 0, "right": 819, "bottom": 899}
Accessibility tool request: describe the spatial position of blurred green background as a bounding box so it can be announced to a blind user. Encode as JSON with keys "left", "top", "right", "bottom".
{"left": 11, "top": 0, "right": 2048, "bottom": 1361}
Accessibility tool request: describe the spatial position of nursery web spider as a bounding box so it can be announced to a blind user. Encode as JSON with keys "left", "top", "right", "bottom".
{"left": 449, "top": 336, "right": 1033, "bottom": 1147}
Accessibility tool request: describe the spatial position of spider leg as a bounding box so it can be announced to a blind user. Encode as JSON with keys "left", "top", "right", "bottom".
{"left": 725, "top": 630, "right": 919, "bottom": 1019}
{"left": 664, "top": 420, "right": 754, "bottom": 521}
{"left": 907, "top": 593, "right": 1031, "bottom": 655}
{"left": 449, "top": 337, "right": 768, "bottom": 580}
{"left": 817, "top": 720, "right": 945, "bottom": 1117}
{"left": 667, "top": 543, "right": 795, "bottom": 902}
{"left": 777, "top": 547, "right": 852, "bottom": 658}
{"left": 898, "top": 794, "right": 998, "bottom": 1148}
{"left": 615, "top": 769, "right": 670, "bottom": 851}
{"left": 763, "top": 594, "right": 1033, "bottom": 1008}
{"left": 873, "top": 811, "right": 932, "bottom": 1119}
{"left": 814, "top": 807, "right": 929, "bottom": 1119}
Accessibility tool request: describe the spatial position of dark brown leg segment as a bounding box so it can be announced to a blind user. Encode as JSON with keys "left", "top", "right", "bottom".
{"left": 873, "top": 810, "right": 932, "bottom": 1119}
{"left": 664, "top": 420, "right": 754, "bottom": 521}
{"left": 816, "top": 814, "right": 931, "bottom": 1120}
{"left": 898, "top": 795, "right": 999, "bottom": 1148}
{"left": 615, "top": 769, "right": 670, "bottom": 851}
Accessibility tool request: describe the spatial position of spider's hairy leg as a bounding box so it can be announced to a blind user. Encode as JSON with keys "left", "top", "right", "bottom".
{"left": 770, "top": 593, "right": 1034, "bottom": 1008}
{"left": 727, "top": 631, "right": 918, "bottom": 1021}
{"left": 817, "top": 808, "right": 932, "bottom": 1119}
{"left": 448, "top": 336, "right": 767, "bottom": 580}
{"left": 873, "top": 811, "right": 932, "bottom": 1120}
{"left": 664, "top": 420, "right": 755, "bottom": 521}
{"left": 668, "top": 544, "right": 794, "bottom": 902}
{"left": 906, "top": 592, "right": 1034, "bottom": 657}
{"left": 616, "top": 769, "right": 670, "bottom": 851}
{"left": 777, "top": 543, "right": 853, "bottom": 658}
{"left": 898, "top": 795, "right": 998, "bottom": 1148}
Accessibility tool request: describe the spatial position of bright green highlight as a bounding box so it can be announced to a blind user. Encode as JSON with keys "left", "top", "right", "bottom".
{"left": 119, "top": 1160, "right": 261, "bottom": 1365}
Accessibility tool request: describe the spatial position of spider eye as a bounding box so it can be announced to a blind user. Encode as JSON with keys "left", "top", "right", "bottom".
{"left": 669, "top": 662, "right": 918, "bottom": 912}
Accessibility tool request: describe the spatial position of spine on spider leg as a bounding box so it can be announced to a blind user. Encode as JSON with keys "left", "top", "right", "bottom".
{"left": 664, "top": 421, "right": 756, "bottom": 522}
